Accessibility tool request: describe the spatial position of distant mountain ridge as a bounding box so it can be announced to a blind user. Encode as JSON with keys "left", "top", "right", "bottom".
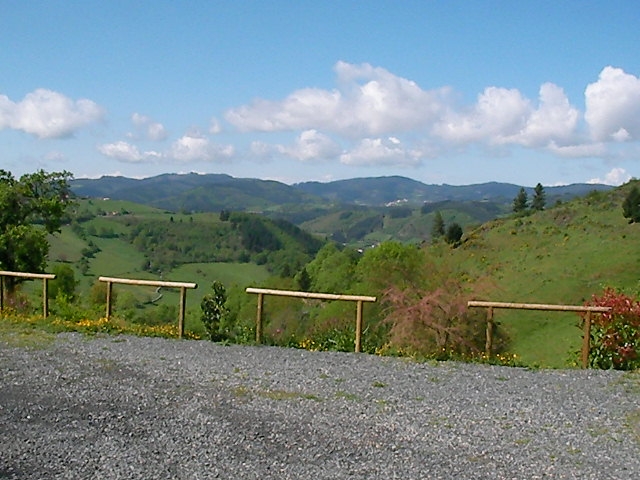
{"left": 70, "top": 173, "right": 612, "bottom": 212}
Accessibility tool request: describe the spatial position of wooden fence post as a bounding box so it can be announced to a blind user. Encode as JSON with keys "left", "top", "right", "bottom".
{"left": 42, "top": 278, "right": 49, "bottom": 318}
{"left": 485, "top": 306, "right": 494, "bottom": 356}
{"left": 105, "top": 281, "right": 113, "bottom": 319}
{"left": 256, "top": 293, "right": 264, "bottom": 344}
{"left": 0, "top": 276, "right": 4, "bottom": 312}
{"left": 178, "top": 286, "right": 187, "bottom": 338}
{"left": 355, "top": 300, "right": 363, "bottom": 353}
{"left": 581, "top": 311, "right": 592, "bottom": 369}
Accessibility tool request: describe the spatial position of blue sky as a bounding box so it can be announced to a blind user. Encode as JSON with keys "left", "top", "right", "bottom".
{"left": 1, "top": 1, "right": 639, "bottom": 186}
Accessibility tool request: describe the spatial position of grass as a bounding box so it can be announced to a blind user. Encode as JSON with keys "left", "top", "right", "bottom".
{"left": 444, "top": 182, "right": 640, "bottom": 367}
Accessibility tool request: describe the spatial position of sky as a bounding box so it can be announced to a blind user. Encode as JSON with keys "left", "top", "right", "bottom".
{"left": 1, "top": 1, "right": 640, "bottom": 187}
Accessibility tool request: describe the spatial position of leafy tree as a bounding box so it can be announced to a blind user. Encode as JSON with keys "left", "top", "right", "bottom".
{"left": 531, "top": 183, "right": 546, "bottom": 211}
{"left": 201, "top": 281, "right": 229, "bottom": 341}
{"left": 431, "top": 211, "right": 445, "bottom": 240}
{"left": 356, "top": 241, "right": 428, "bottom": 292}
{"left": 49, "top": 264, "right": 78, "bottom": 301}
{"left": 444, "top": 222, "right": 463, "bottom": 246}
{"left": 512, "top": 187, "right": 528, "bottom": 214}
{"left": 622, "top": 185, "right": 640, "bottom": 223}
{"left": 305, "top": 243, "right": 358, "bottom": 294}
{"left": 0, "top": 170, "right": 73, "bottom": 291}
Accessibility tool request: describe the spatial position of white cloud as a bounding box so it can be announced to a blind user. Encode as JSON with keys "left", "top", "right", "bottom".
{"left": 340, "top": 137, "right": 422, "bottom": 167}
{"left": 98, "top": 141, "right": 161, "bottom": 163}
{"left": 434, "top": 87, "right": 531, "bottom": 144}
{"left": 513, "top": 83, "right": 579, "bottom": 147}
{"left": 546, "top": 141, "right": 607, "bottom": 158}
{"left": 585, "top": 66, "right": 640, "bottom": 142}
{"left": 168, "top": 134, "right": 234, "bottom": 163}
{"left": 225, "top": 61, "right": 449, "bottom": 137}
{"left": 0, "top": 89, "right": 103, "bottom": 138}
{"left": 277, "top": 129, "right": 341, "bottom": 162}
{"left": 131, "top": 113, "right": 167, "bottom": 141}
{"left": 587, "top": 167, "right": 632, "bottom": 186}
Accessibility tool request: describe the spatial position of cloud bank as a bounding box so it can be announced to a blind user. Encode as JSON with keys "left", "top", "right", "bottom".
{"left": 91, "top": 62, "right": 639, "bottom": 184}
{"left": 0, "top": 89, "right": 103, "bottom": 138}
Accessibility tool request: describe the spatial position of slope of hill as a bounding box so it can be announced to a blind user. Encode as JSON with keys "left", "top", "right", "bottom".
{"left": 440, "top": 181, "right": 640, "bottom": 367}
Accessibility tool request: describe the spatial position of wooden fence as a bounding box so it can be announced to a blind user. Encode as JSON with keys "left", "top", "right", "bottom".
{"left": 245, "top": 287, "right": 377, "bottom": 352}
{"left": 467, "top": 300, "right": 612, "bottom": 368}
{"left": 99, "top": 276, "right": 197, "bottom": 338}
{"left": 0, "top": 270, "right": 57, "bottom": 318}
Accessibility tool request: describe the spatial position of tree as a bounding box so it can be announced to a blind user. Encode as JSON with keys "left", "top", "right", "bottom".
{"left": 531, "top": 183, "right": 546, "bottom": 211}
{"left": 201, "top": 281, "right": 229, "bottom": 341}
{"left": 512, "top": 187, "right": 528, "bottom": 214}
{"left": 445, "top": 222, "right": 463, "bottom": 246}
{"left": 431, "top": 211, "right": 445, "bottom": 240}
{"left": 622, "top": 185, "right": 640, "bottom": 223}
{"left": 49, "top": 264, "right": 77, "bottom": 301}
{"left": 0, "top": 170, "right": 73, "bottom": 292}
{"left": 295, "top": 267, "right": 311, "bottom": 292}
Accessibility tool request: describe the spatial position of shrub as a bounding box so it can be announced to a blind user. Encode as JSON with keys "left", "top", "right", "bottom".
{"left": 200, "top": 281, "right": 229, "bottom": 341}
{"left": 382, "top": 278, "right": 492, "bottom": 358}
{"left": 584, "top": 287, "right": 640, "bottom": 370}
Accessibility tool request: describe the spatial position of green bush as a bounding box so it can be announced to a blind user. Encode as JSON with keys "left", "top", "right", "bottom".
{"left": 200, "top": 281, "right": 229, "bottom": 341}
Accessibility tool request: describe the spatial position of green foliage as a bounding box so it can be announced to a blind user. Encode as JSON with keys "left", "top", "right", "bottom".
{"left": 87, "top": 280, "right": 113, "bottom": 309}
{"left": 585, "top": 288, "right": 640, "bottom": 370}
{"left": 200, "top": 281, "right": 229, "bottom": 341}
{"left": 445, "top": 222, "right": 463, "bottom": 246}
{"left": 512, "top": 187, "right": 528, "bottom": 213}
{"left": 0, "top": 170, "right": 73, "bottom": 291}
{"left": 49, "top": 264, "right": 77, "bottom": 301}
{"left": 295, "top": 267, "right": 311, "bottom": 291}
{"left": 356, "top": 241, "right": 427, "bottom": 292}
{"left": 431, "top": 211, "right": 445, "bottom": 239}
{"left": 305, "top": 243, "right": 359, "bottom": 293}
{"left": 531, "top": 183, "right": 546, "bottom": 211}
{"left": 622, "top": 185, "right": 640, "bottom": 223}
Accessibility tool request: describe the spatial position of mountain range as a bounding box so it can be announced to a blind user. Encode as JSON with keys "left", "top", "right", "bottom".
{"left": 70, "top": 173, "right": 612, "bottom": 212}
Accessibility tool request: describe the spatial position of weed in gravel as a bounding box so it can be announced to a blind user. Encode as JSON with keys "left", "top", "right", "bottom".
{"left": 626, "top": 410, "right": 640, "bottom": 444}
{"left": 0, "top": 329, "right": 55, "bottom": 349}
{"left": 258, "top": 389, "right": 322, "bottom": 402}
{"left": 231, "top": 386, "right": 251, "bottom": 398}
{"left": 372, "top": 380, "right": 386, "bottom": 388}
{"left": 335, "top": 391, "right": 359, "bottom": 401}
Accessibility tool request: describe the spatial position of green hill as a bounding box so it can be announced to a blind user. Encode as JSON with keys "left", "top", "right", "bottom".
{"left": 440, "top": 181, "right": 639, "bottom": 367}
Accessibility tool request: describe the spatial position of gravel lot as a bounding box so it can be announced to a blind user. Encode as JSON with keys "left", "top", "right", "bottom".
{"left": 1, "top": 332, "right": 639, "bottom": 479}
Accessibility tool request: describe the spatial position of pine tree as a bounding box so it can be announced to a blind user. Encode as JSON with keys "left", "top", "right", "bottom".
{"left": 513, "top": 187, "right": 528, "bottom": 214}
{"left": 431, "top": 211, "right": 445, "bottom": 240}
{"left": 531, "top": 183, "right": 546, "bottom": 211}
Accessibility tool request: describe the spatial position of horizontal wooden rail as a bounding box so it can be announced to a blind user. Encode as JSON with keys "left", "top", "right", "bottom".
{"left": 98, "top": 276, "right": 197, "bottom": 289}
{"left": 246, "top": 287, "right": 377, "bottom": 352}
{"left": 0, "top": 270, "right": 56, "bottom": 280}
{"left": 0, "top": 270, "right": 56, "bottom": 318}
{"left": 468, "top": 300, "right": 612, "bottom": 369}
{"left": 99, "top": 276, "right": 198, "bottom": 338}
{"left": 245, "top": 287, "right": 376, "bottom": 303}
{"left": 468, "top": 300, "right": 611, "bottom": 313}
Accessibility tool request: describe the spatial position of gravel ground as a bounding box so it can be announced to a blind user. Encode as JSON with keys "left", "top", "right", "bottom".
{"left": 1, "top": 332, "right": 639, "bottom": 479}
